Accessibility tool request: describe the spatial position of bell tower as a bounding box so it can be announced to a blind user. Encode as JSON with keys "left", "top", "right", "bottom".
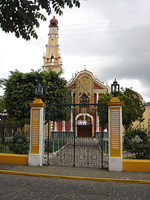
{"left": 42, "top": 16, "right": 62, "bottom": 73}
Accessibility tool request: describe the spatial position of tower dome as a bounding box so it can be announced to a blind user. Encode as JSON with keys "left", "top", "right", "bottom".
{"left": 49, "top": 16, "right": 58, "bottom": 27}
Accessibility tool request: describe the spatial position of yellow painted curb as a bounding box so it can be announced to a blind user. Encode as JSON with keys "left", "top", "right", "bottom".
{"left": 0, "top": 170, "right": 150, "bottom": 185}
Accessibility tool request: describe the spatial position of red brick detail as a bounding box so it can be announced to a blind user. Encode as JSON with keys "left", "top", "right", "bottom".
{"left": 99, "top": 117, "right": 102, "bottom": 131}
{"left": 57, "top": 122, "right": 62, "bottom": 131}
{"left": 70, "top": 84, "right": 75, "bottom": 89}
{"left": 94, "top": 84, "right": 102, "bottom": 89}
{"left": 99, "top": 93, "right": 102, "bottom": 98}
{"left": 65, "top": 121, "right": 70, "bottom": 131}
{"left": 52, "top": 122, "right": 55, "bottom": 131}
{"left": 73, "top": 93, "right": 75, "bottom": 104}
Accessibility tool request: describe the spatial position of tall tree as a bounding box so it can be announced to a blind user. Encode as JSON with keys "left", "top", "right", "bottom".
{"left": 0, "top": 0, "right": 80, "bottom": 40}
{"left": 98, "top": 88, "right": 145, "bottom": 129}
{"left": 0, "top": 97, "right": 5, "bottom": 113}
{"left": 98, "top": 93, "right": 113, "bottom": 129}
{"left": 123, "top": 88, "right": 145, "bottom": 123}
{"left": 3, "top": 69, "right": 72, "bottom": 124}
{"left": 0, "top": 79, "right": 4, "bottom": 88}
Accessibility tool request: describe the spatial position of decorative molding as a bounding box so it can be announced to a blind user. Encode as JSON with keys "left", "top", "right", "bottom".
{"left": 29, "top": 99, "right": 45, "bottom": 108}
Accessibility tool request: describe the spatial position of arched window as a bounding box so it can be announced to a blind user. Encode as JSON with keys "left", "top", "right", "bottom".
{"left": 50, "top": 55, "right": 54, "bottom": 65}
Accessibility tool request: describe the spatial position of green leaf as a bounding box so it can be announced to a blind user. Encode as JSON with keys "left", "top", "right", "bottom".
{"left": 0, "top": 0, "right": 80, "bottom": 40}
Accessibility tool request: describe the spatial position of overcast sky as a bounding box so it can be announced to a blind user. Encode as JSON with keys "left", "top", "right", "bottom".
{"left": 0, "top": 0, "right": 150, "bottom": 101}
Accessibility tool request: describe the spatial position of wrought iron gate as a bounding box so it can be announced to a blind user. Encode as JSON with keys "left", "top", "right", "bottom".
{"left": 44, "top": 103, "right": 108, "bottom": 169}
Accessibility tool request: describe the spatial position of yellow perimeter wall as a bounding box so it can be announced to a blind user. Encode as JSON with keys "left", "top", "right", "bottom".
{"left": 123, "top": 159, "right": 150, "bottom": 172}
{"left": 0, "top": 154, "right": 28, "bottom": 165}
{"left": 0, "top": 154, "right": 150, "bottom": 171}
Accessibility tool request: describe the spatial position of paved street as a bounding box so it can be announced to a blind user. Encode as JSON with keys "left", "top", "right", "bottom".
{"left": 0, "top": 173, "right": 150, "bottom": 200}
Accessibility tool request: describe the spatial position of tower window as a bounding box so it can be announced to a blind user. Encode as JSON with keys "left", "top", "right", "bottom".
{"left": 51, "top": 23, "right": 56, "bottom": 26}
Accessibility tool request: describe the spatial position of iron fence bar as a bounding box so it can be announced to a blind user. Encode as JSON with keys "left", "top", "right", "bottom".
{"left": 2, "top": 119, "right": 5, "bottom": 144}
{"left": 47, "top": 103, "right": 105, "bottom": 106}
{"left": 101, "top": 104, "right": 104, "bottom": 169}
{"left": 47, "top": 105, "right": 50, "bottom": 165}
{"left": 13, "top": 129, "right": 15, "bottom": 153}
{"left": 73, "top": 106, "right": 75, "bottom": 167}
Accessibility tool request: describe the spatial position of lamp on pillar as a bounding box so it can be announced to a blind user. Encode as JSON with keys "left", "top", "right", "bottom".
{"left": 108, "top": 79, "right": 123, "bottom": 172}
{"left": 29, "top": 83, "right": 45, "bottom": 167}
{"left": 35, "top": 83, "right": 43, "bottom": 98}
{"left": 111, "top": 79, "right": 120, "bottom": 97}
{"left": 0, "top": 109, "right": 8, "bottom": 144}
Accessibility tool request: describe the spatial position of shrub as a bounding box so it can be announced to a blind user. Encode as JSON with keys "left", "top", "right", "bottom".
{"left": 123, "top": 128, "right": 150, "bottom": 159}
{"left": 9, "top": 133, "right": 29, "bottom": 154}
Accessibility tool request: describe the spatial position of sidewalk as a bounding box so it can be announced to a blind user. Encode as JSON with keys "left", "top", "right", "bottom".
{"left": 0, "top": 163, "right": 150, "bottom": 184}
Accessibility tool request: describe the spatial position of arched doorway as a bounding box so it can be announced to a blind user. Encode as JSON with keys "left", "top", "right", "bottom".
{"left": 75, "top": 113, "right": 94, "bottom": 137}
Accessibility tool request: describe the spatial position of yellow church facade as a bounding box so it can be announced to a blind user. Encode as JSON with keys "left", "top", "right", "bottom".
{"left": 133, "top": 106, "right": 150, "bottom": 131}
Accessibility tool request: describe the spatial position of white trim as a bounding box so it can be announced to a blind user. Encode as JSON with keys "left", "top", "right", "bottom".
{"left": 54, "top": 121, "right": 57, "bottom": 131}
{"left": 94, "top": 89, "right": 107, "bottom": 93}
{"left": 96, "top": 112, "right": 99, "bottom": 132}
{"left": 109, "top": 157, "right": 122, "bottom": 171}
{"left": 77, "top": 73, "right": 92, "bottom": 80}
{"left": 96, "top": 93, "right": 99, "bottom": 132}
{"left": 70, "top": 109, "right": 73, "bottom": 131}
{"left": 62, "top": 120, "right": 65, "bottom": 132}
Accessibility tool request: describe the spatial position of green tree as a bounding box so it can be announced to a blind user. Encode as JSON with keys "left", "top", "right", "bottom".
{"left": 0, "top": 0, "right": 80, "bottom": 40}
{"left": 98, "top": 88, "right": 145, "bottom": 130}
{"left": 9, "top": 133, "right": 29, "bottom": 154}
{"left": 118, "top": 93, "right": 138, "bottom": 129}
{"left": 0, "top": 97, "right": 5, "bottom": 113}
{"left": 98, "top": 93, "right": 113, "bottom": 129}
{"left": 123, "top": 88, "right": 145, "bottom": 124}
{"left": 3, "top": 69, "right": 72, "bottom": 124}
{"left": 0, "top": 79, "right": 4, "bottom": 88}
{"left": 123, "top": 128, "right": 150, "bottom": 159}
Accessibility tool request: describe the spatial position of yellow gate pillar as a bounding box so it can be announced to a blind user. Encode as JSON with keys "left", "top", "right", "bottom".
{"left": 107, "top": 97, "right": 123, "bottom": 171}
{"left": 28, "top": 99, "right": 45, "bottom": 166}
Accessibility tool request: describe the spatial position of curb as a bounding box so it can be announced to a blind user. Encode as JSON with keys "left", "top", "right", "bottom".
{"left": 0, "top": 170, "right": 150, "bottom": 185}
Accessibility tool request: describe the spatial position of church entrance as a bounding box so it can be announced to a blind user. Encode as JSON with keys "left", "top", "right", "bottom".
{"left": 44, "top": 103, "right": 108, "bottom": 169}
{"left": 77, "top": 125, "right": 92, "bottom": 137}
{"left": 75, "top": 113, "right": 93, "bottom": 137}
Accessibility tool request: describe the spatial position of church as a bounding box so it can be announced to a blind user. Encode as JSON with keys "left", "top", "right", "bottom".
{"left": 42, "top": 16, "right": 110, "bottom": 137}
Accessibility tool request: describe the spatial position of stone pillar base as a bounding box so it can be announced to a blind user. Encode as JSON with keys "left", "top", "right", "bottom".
{"left": 28, "top": 154, "right": 43, "bottom": 166}
{"left": 109, "top": 157, "right": 122, "bottom": 171}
